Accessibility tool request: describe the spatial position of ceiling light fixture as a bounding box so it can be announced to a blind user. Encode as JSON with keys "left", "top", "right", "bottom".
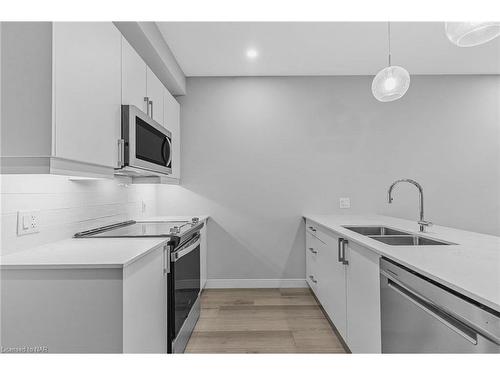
{"left": 445, "top": 22, "right": 500, "bottom": 47}
{"left": 246, "top": 48, "right": 258, "bottom": 59}
{"left": 372, "top": 22, "right": 411, "bottom": 103}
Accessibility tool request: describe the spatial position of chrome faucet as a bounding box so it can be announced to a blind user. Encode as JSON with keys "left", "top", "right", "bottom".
{"left": 387, "top": 179, "right": 432, "bottom": 232}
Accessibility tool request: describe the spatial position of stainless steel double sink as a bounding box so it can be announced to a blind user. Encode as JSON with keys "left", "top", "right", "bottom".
{"left": 342, "top": 226, "right": 454, "bottom": 246}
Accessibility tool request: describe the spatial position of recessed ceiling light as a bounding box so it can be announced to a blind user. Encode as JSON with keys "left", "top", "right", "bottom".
{"left": 246, "top": 48, "right": 258, "bottom": 59}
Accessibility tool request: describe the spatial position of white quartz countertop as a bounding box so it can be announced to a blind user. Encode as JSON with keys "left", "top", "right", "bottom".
{"left": 0, "top": 215, "right": 209, "bottom": 269}
{"left": 304, "top": 214, "right": 500, "bottom": 312}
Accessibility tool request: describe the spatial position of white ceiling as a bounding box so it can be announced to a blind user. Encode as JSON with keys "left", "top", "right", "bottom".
{"left": 157, "top": 22, "right": 500, "bottom": 77}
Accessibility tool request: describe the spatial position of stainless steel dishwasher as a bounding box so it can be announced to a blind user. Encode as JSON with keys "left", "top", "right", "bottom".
{"left": 380, "top": 258, "right": 500, "bottom": 353}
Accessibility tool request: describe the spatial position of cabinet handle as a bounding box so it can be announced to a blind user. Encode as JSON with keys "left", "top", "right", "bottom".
{"left": 149, "top": 100, "right": 154, "bottom": 119}
{"left": 342, "top": 239, "right": 349, "bottom": 265}
{"left": 308, "top": 247, "right": 318, "bottom": 254}
{"left": 309, "top": 275, "right": 318, "bottom": 284}
{"left": 117, "top": 139, "right": 125, "bottom": 168}
{"left": 338, "top": 238, "right": 343, "bottom": 263}
{"left": 308, "top": 226, "right": 317, "bottom": 232}
{"left": 163, "top": 245, "right": 170, "bottom": 275}
{"left": 144, "top": 96, "right": 150, "bottom": 116}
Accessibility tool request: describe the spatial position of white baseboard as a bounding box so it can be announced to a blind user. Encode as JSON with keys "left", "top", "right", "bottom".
{"left": 205, "top": 278, "right": 307, "bottom": 289}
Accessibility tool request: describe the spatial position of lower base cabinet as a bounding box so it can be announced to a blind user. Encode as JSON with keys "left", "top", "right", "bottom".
{"left": 305, "top": 219, "right": 381, "bottom": 353}
{"left": 344, "top": 241, "right": 382, "bottom": 353}
{"left": 0, "top": 243, "right": 169, "bottom": 353}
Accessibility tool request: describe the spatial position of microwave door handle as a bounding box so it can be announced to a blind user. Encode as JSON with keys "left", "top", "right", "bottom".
{"left": 160, "top": 137, "right": 167, "bottom": 165}
{"left": 165, "top": 137, "right": 172, "bottom": 167}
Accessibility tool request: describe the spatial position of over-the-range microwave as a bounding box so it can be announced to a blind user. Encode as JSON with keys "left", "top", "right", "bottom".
{"left": 116, "top": 105, "right": 172, "bottom": 177}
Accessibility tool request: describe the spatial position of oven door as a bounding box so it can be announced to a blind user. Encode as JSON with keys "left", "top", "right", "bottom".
{"left": 169, "top": 234, "right": 201, "bottom": 353}
{"left": 121, "top": 105, "right": 172, "bottom": 175}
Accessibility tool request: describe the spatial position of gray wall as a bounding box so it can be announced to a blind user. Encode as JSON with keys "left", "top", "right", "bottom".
{"left": 158, "top": 76, "right": 500, "bottom": 280}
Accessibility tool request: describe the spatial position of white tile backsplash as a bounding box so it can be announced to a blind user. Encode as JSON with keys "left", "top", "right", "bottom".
{"left": 0, "top": 175, "right": 157, "bottom": 255}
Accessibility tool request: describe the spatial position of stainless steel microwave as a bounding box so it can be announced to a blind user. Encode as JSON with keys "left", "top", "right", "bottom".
{"left": 116, "top": 105, "right": 172, "bottom": 177}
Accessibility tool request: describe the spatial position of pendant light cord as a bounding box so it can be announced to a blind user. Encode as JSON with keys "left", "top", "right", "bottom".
{"left": 388, "top": 21, "right": 392, "bottom": 66}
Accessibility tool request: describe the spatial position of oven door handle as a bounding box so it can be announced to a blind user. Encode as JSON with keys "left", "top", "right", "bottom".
{"left": 171, "top": 234, "right": 201, "bottom": 262}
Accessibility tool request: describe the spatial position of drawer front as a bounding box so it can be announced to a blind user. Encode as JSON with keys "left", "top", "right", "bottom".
{"left": 306, "top": 219, "right": 334, "bottom": 245}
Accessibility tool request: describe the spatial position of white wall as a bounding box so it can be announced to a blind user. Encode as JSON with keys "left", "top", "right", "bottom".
{"left": 0, "top": 175, "right": 156, "bottom": 255}
{"left": 158, "top": 75, "right": 500, "bottom": 281}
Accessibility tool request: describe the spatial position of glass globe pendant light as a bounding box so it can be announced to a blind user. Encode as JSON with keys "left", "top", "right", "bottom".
{"left": 445, "top": 22, "right": 500, "bottom": 47}
{"left": 372, "top": 22, "right": 410, "bottom": 102}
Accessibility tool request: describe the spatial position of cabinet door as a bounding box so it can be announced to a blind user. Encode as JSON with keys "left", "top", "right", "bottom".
{"left": 53, "top": 22, "right": 121, "bottom": 168}
{"left": 164, "top": 88, "right": 181, "bottom": 179}
{"left": 316, "top": 231, "right": 347, "bottom": 339}
{"left": 146, "top": 67, "right": 164, "bottom": 126}
{"left": 121, "top": 37, "right": 147, "bottom": 112}
{"left": 305, "top": 232, "right": 320, "bottom": 293}
{"left": 123, "top": 244, "right": 168, "bottom": 353}
{"left": 345, "top": 241, "right": 381, "bottom": 353}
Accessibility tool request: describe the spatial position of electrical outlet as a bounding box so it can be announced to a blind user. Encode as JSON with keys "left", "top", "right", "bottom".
{"left": 339, "top": 197, "right": 351, "bottom": 209}
{"left": 17, "top": 210, "right": 40, "bottom": 236}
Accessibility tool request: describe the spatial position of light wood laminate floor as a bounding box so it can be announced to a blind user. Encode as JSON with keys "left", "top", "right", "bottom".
{"left": 185, "top": 288, "right": 347, "bottom": 353}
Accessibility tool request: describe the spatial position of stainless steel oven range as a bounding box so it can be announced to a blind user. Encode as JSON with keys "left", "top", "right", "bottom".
{"left": 74, "top": 217, "right": 203, "bottom": 353}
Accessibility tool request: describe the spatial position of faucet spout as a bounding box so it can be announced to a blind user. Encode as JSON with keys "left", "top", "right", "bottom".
{"left": 387, "top": 179, "right": 431, "bottom": 232}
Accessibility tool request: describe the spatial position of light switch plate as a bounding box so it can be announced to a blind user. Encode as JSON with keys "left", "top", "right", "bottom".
{"left": 17, "top": 210, "right": 40, "bottom": 236}
{"left": 339, "top": 197, "right": 351, "bottom": 209}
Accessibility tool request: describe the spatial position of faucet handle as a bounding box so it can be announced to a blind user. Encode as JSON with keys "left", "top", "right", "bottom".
{"left": 418, "top": 220, "right": 433, "bottom": 232}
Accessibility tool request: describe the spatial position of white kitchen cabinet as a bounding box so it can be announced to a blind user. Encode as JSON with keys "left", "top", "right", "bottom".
{"left": 344, "top": 240, "right": 381, "bottom": 353}
{"left": 304, "top": 219, "right": 381, "bottom": 353}
{"left": 316, "top": 230, "right": 348, "bottom": 339}
{"left": 121, "top": 36, "right": 148, "bottom": 112}
{"left": 1, "top": 22, "right": 121, "bottom": 177}
{"left": 53, "top": 22, "right": 122, "bottom": 168}
{"left": 0, "top": 242, "right": 170, "bottom": 353}
{"left": 123, "top": 243, "right": 168, "bottom": 353}
{"left": 164, "top": 88, "right": 181, "bottom": 180}
{"left": 305, "top": 231, "right": 320, "bottom": 294}
{"left": 146, "top": 67, "right": 165, "bottom": 126}
{"left": 306, "top": 221, "right": 347, "bottom": 338}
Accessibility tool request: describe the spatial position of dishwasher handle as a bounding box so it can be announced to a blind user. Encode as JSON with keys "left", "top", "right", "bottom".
{"left": 384, "top": 274, "right": 478, "bottom": 345}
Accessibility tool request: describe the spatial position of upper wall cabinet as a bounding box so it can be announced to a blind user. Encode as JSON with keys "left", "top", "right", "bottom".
{"left": 121, "top": 37, "right": 148, "bottom": 113}
{"left": 146, "top": 67, "right": 165, "bottom": 127}
{"left": 1, "top": 22, "right": 122, "bottom": 178}
{"left": 53, "top": 23, "right": 121, "bottom": 169}
{"left": 121, "top": 38, "right": 165, "bottom": 128}
{"left": 1, "top": 23, "right": 181, "bottom": 182}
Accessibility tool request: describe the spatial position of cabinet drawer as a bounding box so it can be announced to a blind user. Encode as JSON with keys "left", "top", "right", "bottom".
{"left": 306, "top": 219, "right": 334, "bottom": 245}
